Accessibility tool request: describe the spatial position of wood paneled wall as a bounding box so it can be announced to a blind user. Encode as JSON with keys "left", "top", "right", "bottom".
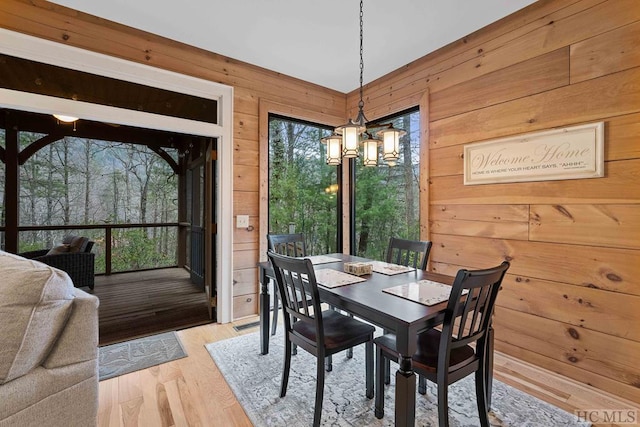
{"left": 346, "top": 0, "right": 640, "bottom": 404}
{"left": 2, "top": 0, "right": 639, "bottom": 405}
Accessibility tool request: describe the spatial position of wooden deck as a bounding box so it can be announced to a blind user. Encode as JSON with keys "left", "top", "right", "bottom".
{"left": 91, "top": 268, "right": 211, "bottom": 346}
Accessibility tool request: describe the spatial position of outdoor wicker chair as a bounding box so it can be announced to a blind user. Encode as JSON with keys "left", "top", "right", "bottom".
{"left": 19, "top": 236, "right": 96, "bottom": 289}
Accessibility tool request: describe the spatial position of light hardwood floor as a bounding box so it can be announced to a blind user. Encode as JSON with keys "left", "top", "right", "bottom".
{"left": 98, "top": 316, "right": 640, "bottom": 427}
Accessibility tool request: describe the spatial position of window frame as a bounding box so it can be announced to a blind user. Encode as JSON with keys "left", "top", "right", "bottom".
{"left": 351, "top": 106, "right": 421, "bottom": 258}
{"left": 267, "top": 113, "right": 343, "bottom": 254}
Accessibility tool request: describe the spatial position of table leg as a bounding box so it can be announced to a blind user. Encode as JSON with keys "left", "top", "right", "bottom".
{"left": 395, "top": 355, "right": 416, "bottom": 427}
{"left": 259, "top": 267, "right": 270, "bottom": 355}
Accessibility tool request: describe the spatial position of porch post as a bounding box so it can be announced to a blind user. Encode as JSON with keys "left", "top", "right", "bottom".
{"left": 4, "top": 113, "right": 19, "bottom": 253}
{"left": 177, "top": 162, "right": 187, "bottom": 268}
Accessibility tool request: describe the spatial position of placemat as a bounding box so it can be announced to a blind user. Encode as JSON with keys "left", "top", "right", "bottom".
{"left": 315, "top": 268, "right": 367, "bottom": 288}
{"left": 370, "top": 260, "right": 415, "bottom": 275}
{"left": 383, "top": 280, "right": 466, "bottom": 306}
{"left": 305, "top": 255, "right": 342, "bottom": 265}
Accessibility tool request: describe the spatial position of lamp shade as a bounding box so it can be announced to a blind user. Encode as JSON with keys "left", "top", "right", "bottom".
{"left": 361, "top": 134, "right": 379, "bottom": 167}
{"left": 321, "top": 133, "right": 343, "bottom": 165}
{"left": 336, "top": 119, "right": 365, "bottom": 158}
{"left": 377, "top": 126, "right": 406, "bottom": 164}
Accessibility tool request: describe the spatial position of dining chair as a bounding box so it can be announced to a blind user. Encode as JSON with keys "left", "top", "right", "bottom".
{"left": 374, "top": 261, "right": 510, "bottom": 427}
{"left": 381, "top": 236, "right": 433, "bottom": 381}
{"left": 267, "top": 251, "right": 375, "bottom": 427}
{"left": 267, "top": 233, "right": 308, "bottom": 336}
{"left": 386, "top": 236, "right": 433, "bottom": 270}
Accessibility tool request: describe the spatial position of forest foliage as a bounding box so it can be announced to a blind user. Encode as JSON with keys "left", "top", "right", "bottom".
{"left": 1, "top": 131, "right": 179, "bottom": 272}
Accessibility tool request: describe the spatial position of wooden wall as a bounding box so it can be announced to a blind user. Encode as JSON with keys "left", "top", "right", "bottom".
{"left": 346, "top": 0, "right": 640, "bottom": 404}
{"left": 0, "top": 0, "right": 345, "bottom": 320}
{"left": 2, "top": 0, "right": 639, "bottom": 405}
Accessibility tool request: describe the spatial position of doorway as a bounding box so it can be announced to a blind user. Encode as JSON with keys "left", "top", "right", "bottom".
{"left": 0, "top": 28, "right": 234, "bottom": 322}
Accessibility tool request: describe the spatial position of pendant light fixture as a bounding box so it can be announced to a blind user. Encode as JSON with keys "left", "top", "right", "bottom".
{"left": 53, "top": 114, "right": 79, "bottom": 123}
{"left": 321, "top": 0, "right": 405, "bottom": 167}
{"left": 53, "top": 114, "right": 79, "bottom": 131}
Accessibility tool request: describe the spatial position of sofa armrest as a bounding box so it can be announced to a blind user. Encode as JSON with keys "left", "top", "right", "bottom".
{"left": 43, "top": 288, "right": 99, "bottom": 370}
{"left": 27, "top": 252, "right": 96, "bottom": 289}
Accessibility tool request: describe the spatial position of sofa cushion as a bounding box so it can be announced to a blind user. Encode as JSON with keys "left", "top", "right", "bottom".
{"left": 0, "top": 251, "right": 75, "bottom": 384}
{"left": 67, "top": 236, "right": 89, "bottom": 253}
{"left": 62, "top": 235, "right": 75, "bottom": 245}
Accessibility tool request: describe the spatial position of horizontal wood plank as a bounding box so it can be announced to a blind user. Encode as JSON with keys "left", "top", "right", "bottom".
{"left": 430, "top": 48, "right": 570, "bottom": 121}
{"left": 234, "top": 138, "right": 259, "bottom": 167}
{"left": 233, "top": 294, "right": 258, "bottom": 318}
{"left": 233, "top": 249, "right": 259, "bottom": 270}
{"left": 431, "top": 204, "right": 529, "bottom": 222}
{"left": 571, "top": 20, "right": 640, "bottom": 84}
{"left": 233, "top": 191, "right": 258, "bottom": 215}
{"left": 429, "top": 233, "right": 640, "bottom": 296}
{"left": 430, "top": 218, "right": 529, "bottom": 240}
{"left": 233, "top": 88, "right": 259, "bottom": 116}
{"left": 430, "top": 144, "right": 463, "bottom": 178}
{"left": 233, "top": 164, "right": 259, "bottom": 192}
{"left": 530, "top": 204, "right": 640, "bottom": 249}
{"left": 430, "top": 67, "right": 640, "bottom": 149}
{"left": 606, "top": 112, "right": 640, "bottom": 161}
{"left": 498, "top": 274, "right": 640, "bottom": 342}
{"left": 494, "top": 307, "right": 640, "bottom": 394}
{"left": 233, "top": 113, "right": 258, "bottom": 141}
{"left": 232, "top": 268, "right": 258, "bottom": 297}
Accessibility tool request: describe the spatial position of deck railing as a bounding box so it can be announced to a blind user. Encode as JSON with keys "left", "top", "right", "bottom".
{"left": 11, "top": 222, "right": 186, "bottom": 275}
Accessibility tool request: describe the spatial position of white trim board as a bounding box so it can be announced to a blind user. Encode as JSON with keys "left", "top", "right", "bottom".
{"left": 0, "top": 28, "right": 234, "bottom": 323}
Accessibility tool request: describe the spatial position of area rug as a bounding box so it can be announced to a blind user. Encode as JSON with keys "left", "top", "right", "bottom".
{"left": 99, "top": 331, "right": 187, "bottom": 380}
{"left": 206, "top": 331, "right": 590, "bottom": 427}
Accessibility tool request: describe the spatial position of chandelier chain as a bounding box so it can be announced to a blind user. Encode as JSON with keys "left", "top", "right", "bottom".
{"left": 322, "top": 0, "right": 405, "bottom": 167}
{"left": 358, "top": 0, "right": 364, "bottom": 110}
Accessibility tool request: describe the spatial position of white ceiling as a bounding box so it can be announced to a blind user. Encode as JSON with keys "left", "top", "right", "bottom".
{"left": 47, "top": 0, "right": 537, "bottom": 93}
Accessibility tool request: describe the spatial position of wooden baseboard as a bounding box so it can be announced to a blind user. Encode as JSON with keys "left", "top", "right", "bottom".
{"left": 494, "top": 352, "right": 640, "bottom": 427}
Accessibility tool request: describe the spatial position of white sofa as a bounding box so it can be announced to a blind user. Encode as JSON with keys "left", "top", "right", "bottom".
{"left": 0, "top": 250, "right": 99, "bottom": 427}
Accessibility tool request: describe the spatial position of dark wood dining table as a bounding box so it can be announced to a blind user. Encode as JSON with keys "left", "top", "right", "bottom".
{"left": 258, "top": 253, "right": 494, "bottom": 427}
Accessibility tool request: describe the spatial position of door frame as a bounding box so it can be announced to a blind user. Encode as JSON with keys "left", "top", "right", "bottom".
{"left": 0, "top": 28, "right": 234, "bottom": 323}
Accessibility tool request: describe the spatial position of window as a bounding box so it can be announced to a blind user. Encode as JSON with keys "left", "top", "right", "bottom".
{"left": 353, "top": 108, "right": 420, "bottom": 259}
{"left": 268, "top": 115, "right": 341, "bottom": 254}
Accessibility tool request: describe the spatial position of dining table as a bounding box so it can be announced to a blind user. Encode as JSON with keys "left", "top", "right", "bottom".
{"left": 257, "top": 253, "right": 495, "bottom": 427}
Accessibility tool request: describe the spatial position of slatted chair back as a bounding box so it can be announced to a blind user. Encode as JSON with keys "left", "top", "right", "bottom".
{"left": 267, "top": 233, "right": 307, "bottom": 258}
{"left": 386, "top": 237, "right": 432, "bottom": 270}
{"left": 434, "top": 261, "right": 510, "bottom": 374}
{"left": 267, "top": 251, "right": 323, "bottom": 344}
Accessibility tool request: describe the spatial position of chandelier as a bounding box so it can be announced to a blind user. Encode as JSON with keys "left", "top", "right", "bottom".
{"left": 321, "top": 0, "right": 405, "bottom": 167}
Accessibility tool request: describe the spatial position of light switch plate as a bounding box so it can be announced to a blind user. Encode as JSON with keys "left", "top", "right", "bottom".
{"left": 236, "top": 215, "right": 249, "bottom": 228}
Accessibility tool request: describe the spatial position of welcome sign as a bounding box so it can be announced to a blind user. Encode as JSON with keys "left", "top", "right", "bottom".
{"left": 463, "top": 122, "right": 604, "bottom": 185}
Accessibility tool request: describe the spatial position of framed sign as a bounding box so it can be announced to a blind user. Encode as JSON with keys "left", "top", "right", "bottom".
{"left": 463, "top": 122, "right": 604, "bottom": 185}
